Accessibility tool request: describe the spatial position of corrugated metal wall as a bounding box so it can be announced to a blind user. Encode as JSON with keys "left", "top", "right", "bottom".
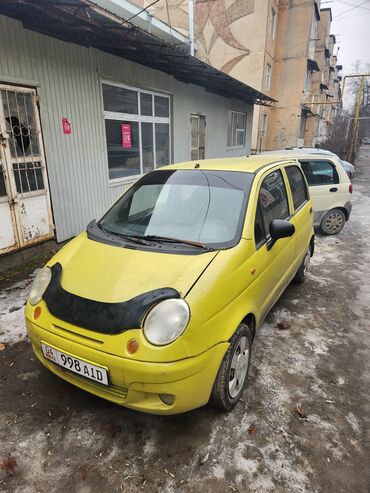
{"left": 0, "top": 14, "right": 253, "bottom": 242}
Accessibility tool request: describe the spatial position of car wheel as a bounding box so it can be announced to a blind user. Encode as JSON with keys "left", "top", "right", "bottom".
{"left": 320, "top": 208, "right": 346, "bottom": 235}
{"left": 210, "top": 323, "right": 252, "bottom": 411}
{"left": 294, "top": 245, "right": 311, "bottom": 283}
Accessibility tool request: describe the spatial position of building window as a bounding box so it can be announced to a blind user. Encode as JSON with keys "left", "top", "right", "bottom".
{"left": 269, "top": 8, "right": 276, "bottom": 39}
{"left": 102, "top": 81, "right": 171, "bottom": 181}
{"left": 305, "top": 70, "right": 312, "bottom": 92}
{"left": 265, "top": 64, "right": 272, "bottom": 91}
{"left": 261, "top": 114, "right": 268, "bottom": 134}
{"left": 227, "top": 110, "right": 247, "bottom": 148}
{"left": 299, "top": 110, "right": 308, "bottom": 139}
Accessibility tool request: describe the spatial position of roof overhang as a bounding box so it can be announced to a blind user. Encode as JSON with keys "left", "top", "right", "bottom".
{"left": 0, "top": 0, "right": 275, "bottom": 107}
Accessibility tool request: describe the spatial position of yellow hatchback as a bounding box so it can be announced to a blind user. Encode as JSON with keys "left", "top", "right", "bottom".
{"left": 25, "top": 156, "right": 314, "bottom": 414}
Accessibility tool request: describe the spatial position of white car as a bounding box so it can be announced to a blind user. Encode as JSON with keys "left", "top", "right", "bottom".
{"left": 261, "top": 149, "right": 352, "bottom": 235}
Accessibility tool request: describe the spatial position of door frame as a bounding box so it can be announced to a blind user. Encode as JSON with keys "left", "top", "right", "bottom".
{"left": 190, "top": 113, "right": 206, "bottom": 161}
{"left": 0, "top": 83, "right": 55, "bottom": 254}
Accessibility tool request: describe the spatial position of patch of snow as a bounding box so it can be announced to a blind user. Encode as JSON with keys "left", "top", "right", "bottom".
{"left": 0, "top": 271, "right": 38, "bottom": 345}
{"left": 345, "top": 412, "right": 360, "bottom": 434}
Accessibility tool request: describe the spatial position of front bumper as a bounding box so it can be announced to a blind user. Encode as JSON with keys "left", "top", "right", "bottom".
{"left": 26, "top": 318, "right": 228, "bottom": 415}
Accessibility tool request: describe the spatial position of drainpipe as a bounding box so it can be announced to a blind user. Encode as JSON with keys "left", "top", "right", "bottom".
{"left": 189, "top": 0, "right": 194, "bottom": 56}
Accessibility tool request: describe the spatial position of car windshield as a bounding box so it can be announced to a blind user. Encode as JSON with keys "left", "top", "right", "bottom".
{"left": 99, "top": 169, "right": 254, "bottom": 249}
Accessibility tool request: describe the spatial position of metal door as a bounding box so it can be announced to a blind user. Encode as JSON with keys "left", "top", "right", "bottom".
{"left": 0, "top": 84, "right": 54, "bottom": 254}
{"left": 190, "top": 114, "right": 205, "bottom": 161}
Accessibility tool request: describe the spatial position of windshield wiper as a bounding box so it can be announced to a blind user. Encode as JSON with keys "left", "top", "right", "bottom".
{"left": 139, "top": 234, "right": 214, "bottom": 250}
{"left": 99, "top": 225, "right": 213, "bottom": 250}
{"left": 98, "top": 225, "right": 153, "bottom": 246}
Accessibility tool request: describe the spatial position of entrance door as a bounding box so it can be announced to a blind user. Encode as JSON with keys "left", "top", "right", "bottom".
{"left": 190, "top": 114, "right": 205, "bottom": 161}
{"left": 0, "top": 84, "right": 54, "bottom": 254}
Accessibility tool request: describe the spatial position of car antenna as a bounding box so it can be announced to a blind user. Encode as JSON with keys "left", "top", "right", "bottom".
{"left": 194, "top": 163, "right": 200, "bottom": 168}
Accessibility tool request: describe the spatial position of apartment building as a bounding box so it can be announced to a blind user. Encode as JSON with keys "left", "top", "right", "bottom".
{"left": 304, "top": 13, "right": 343, "bottom": 147}
{"left": 142, "top": 0, "right": 342, "bottom": 151}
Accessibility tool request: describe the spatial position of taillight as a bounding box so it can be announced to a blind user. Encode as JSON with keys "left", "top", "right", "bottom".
{"left": 349, "top": 184, "right": 353, "bottom": 194}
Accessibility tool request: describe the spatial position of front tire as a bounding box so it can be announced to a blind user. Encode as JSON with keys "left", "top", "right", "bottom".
{"left": 210, "top": 323, "right": 252, "bottom": 411}
{"left": 320, "top": 208, "right": 346, "bottom": 235}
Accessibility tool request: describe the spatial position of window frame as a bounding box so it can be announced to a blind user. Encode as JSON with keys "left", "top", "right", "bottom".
{"left": 261, "top": 113, "right": 268, "bottom": 135}
{"left": 254, "top": 168, "right": 291, "bottom": 250}
{"left": 101, "top": 80, "right": 172, "bottom": 186}
{"left": 265, "top": 64, "right": 272, "bottom": 92}
{"left": 269, "top": 7, "right": 277, "bottom": 39}
{"left": 227, "top": 110, "right": 247, "bottom": 149}
{"left": 285, "top": 165, "right": 309, "bottom": 213}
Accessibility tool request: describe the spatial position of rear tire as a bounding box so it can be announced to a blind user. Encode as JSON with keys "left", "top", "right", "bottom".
{"left": 320, "top": 208, "right": 346, "bottom": 235}
{"left": 294, "top": 245, "right": 311, "bottom": 283}
{"left": 210, "top": 323, "right": 252, "bottom": 411}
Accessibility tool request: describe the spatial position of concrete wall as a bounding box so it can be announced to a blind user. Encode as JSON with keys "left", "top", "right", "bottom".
{"left": 0, "top": 14, "right": 253, "bottom": 242}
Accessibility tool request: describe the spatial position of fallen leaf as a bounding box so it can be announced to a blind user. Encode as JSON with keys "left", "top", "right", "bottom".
{"left": 292, "top": 405, "right": 308, "bottom": 420}
{"left": 0, "top": 343, "right": 5, "bottom": 351}
{"left": 248, "top": 424, "right": 257, "bottom": 435}
{"left": 0, "top": 457, "right": 17, "bottom": 476}
{"left": 276, "top": 322, "right": 290, "bottom": 330}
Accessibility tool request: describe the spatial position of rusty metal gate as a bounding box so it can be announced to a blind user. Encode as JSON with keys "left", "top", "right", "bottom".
{"left": 0, "top": 84, "right": 54, "bottom": 255}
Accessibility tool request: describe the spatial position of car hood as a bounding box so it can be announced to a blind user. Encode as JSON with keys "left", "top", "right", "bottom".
{"left": 47, "top": 232, "right": 219, "bottom": 303}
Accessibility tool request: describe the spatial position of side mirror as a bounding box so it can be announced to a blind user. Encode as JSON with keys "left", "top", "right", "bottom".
{"left": 267, "top": 219, "right": 295, "bottom": 250}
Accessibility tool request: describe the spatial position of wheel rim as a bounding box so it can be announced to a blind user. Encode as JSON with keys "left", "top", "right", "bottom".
{"left": 303, "top": 247, "right": 310, "bottom": 276}
{"left": 228, "top": 336, "right": 250, "bottom": 399}
{"left": 324, "top": 211, "right": 344, "bottom": 234}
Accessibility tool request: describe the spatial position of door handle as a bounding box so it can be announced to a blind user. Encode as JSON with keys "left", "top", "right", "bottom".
{"left": 330, "top": 187, "right": 338, "bottom": 192}
{"left": 309, "top": 207, "right": 313, "bottom": 214}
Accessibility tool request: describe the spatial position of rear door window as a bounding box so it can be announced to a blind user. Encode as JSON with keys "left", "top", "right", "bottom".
{"left": 285, "top": 165, "right": 309, "bottom": 211}
{"left": 300, "top": 160, "right": 339, "bottom": 186}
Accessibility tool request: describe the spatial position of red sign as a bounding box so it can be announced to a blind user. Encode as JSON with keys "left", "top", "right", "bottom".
{"left": 121, "top": 123, "right": 132, "bottom": 148}
{"left": 62, "top": 117, "right": 72, "bottom": 135}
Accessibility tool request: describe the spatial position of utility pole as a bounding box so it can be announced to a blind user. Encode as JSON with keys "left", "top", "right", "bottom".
{"left": 189, "top": 0, "right": 194, "bottom": 56}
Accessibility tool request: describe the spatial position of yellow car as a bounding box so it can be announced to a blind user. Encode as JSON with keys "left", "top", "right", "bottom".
{"left": 25, "top": 156, "right": 314, "bottom": 415}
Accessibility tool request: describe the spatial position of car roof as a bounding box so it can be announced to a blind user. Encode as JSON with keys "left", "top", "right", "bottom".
{"left": 261, "top": 148, "right": 338, "bottom": 157}
{"left": 161, "top": 155, "right": 297, "bottom": 174}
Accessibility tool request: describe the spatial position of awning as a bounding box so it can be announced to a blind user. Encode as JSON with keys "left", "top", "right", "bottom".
{"left": 0, "top": 0, "right": 275, "bottom": 107}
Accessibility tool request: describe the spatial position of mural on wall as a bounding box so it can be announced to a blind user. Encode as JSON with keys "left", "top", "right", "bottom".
{"left": 148, "top": 0, "right": 254, "bottom": 73}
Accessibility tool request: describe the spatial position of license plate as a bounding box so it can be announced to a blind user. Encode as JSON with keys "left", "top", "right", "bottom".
{"left": 41, "top": 343, "right": 109, "bottom": 386}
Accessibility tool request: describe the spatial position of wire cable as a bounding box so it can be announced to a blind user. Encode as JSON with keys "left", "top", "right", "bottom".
{"left": 334, "top": 0, "right": 370, "bottom": 18}
{"left": 126, "top": 0, "right": 161, "bottom": 22}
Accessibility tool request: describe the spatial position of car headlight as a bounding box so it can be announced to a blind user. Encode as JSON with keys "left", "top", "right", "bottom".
{"left": 143, "top": 299, "right": 190, "bottom": 346}
{"left": 29, "top": 267, "right": 52, "bottom": 306}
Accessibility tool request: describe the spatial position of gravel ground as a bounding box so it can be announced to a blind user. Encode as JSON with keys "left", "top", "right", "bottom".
{"left": 1, "top": 147, "right": 369, "bottom": 493}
